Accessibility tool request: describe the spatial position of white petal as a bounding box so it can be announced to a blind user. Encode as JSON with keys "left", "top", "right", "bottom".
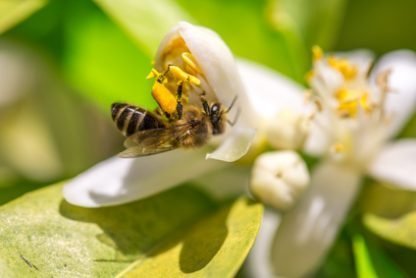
{"left": 371, "top": 50, "right": 416, "bottom": 137}
{"left": 63, "top": 149, "right": 225, "bottom": 207}
{"left": 155, "top": 22, "right": 257, "bottom": 161}
{"left": 303, "top": 111, "right": 332, "bottom": 156}
{"left": 271, "top": 161, "right": 361, "bottom": 277}
{"left": 246, "top": 210, "right": 281, "bottom": 278}
{"left": 191, "top": 164, "right": 251, "bottom": 200}
{"left": 236, "top": 59, "right": 305, "bottom": 120}
{"left": 156, "top": 21, "right": 256, "bottom": 127}
{"left": 368, "top": 139, "right": 416, "bottom": 191}
{"left": 205, "top": 126, "right": 255, "bottom": 162}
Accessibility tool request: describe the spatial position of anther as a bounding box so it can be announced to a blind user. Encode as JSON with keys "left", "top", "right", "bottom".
{"left": 182, "top": 52, "right": 201, "bottom": 74}
{"left": 169, "top": 65, "right": 200, "bottom": 86}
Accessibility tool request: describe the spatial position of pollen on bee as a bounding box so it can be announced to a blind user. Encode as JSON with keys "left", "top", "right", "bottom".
{"left": 152, "top": 82, "right": 177, "bottom": 114}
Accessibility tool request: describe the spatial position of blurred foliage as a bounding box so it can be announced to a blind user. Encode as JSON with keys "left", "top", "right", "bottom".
{"left": 0, "top": 0, "right": 46, "bottom": 34}
{"left": 0, "top": 183, "right": 262, "bottom": 277}
{"left": 352, "top": 233, "right": 404, "bottom": 278}
{"left": 336, "top": 0, "right": 416, "bottom": 54}
{"left": 364, "top": 212, "right": 416, "bottom": 251}
{"left": 94, "top": 0, "right": 192, "bottom": 56}
{"left": 315, "top": 229, "right": 356, "bottom": 278}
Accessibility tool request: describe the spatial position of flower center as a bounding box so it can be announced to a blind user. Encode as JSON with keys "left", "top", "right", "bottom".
{"left": 146, "top": 52, "right": 204, "bottom": 118}
{"left": 327, "top": 56, "right": 358, "bottom": 80}
{"left": 308, "top": 47, "right": 393, "bottom": 166}
{"left": 335, "top": 87, "right": 373, "bottom": 118}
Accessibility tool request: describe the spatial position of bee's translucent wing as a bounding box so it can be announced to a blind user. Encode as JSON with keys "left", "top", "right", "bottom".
{"left": 119, "top": 128, "right": 179, "bottom": 157}
{"left": 119, "top": 121, "right": 199, "bottom": 157}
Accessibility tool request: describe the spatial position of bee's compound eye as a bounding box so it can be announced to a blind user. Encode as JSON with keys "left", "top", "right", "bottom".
{"left": 212, "top": 104, "right": 220, "bottom": 112}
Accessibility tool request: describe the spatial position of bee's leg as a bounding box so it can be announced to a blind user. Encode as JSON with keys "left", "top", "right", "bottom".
{"left": 176, "top": 81, "right": 184, "bottom": 119}
{"left": 157, "top": 64, "right": 173, "bottom": 83}
{"left": 199, "top": 91, "right": 210, "bottom": 115}
{"left": 153, "top": 107, "right": 169, "bottom": 121}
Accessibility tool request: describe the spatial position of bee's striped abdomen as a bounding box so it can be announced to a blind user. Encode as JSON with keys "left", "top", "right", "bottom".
{"left": 111, "top": 103, "right": 165, "bottom": 137}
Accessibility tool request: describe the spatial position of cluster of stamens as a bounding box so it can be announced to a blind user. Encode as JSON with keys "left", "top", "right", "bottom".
{"left": 146, "top": 52, "right": 203, "bottom": 120}
{"left": 306, "top": 46, "right": 393, "bottom": 159}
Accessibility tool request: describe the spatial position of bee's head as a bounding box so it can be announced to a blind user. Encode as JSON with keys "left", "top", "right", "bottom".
{"left": 209, "top": 103, "right": 225, "bottom": 135}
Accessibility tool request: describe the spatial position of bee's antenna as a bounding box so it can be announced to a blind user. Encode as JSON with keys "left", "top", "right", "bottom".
{"left": 225, "top": 95, "right": 238, "bottom": 113}
{"left": 227, "top": 107, "right": 240, "bottom": 126}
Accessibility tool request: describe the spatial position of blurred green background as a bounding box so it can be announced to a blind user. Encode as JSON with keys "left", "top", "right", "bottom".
{"left": 0, "top": 0, "right": 415, "bottom": 275}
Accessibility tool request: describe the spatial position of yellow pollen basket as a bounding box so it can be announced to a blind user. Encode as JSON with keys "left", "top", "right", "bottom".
{"left": 146, "top": 52, "right": 203, "bottom": 117}
{"left": 152, "top": 82, "right": 177, "bottom": 114}
{"left": 335, "top": 87, "right": 372, "bottom": 117}
{"left": 328, "top": 57, "right": 358, "bottom": 80}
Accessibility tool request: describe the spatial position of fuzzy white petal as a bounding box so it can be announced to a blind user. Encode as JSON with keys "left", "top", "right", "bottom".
{"left": 303, "top": 111, "right": 332, "bottom": 156}
{"left": 372, "top": 50, "right": 416, "bottom": 137}
{"left": 191, "top": 164, "right": 251, "bottom": 200}
{"left": 246, "top": 210, "right": 281, "bottom": 278}
{"left": 237, "top": 59, "right": 305, "bottom": 120}
{"left": 368, "top": 139, "right": 416, "bottom": 191}
{"left": 63, "top": 149, "right": 225, "bottom": 207}
{"left": 271, "top": 161, "right": 361, "bottom": 277}
{"left": 205, "top": 126, "right": 255, "bottom": 162}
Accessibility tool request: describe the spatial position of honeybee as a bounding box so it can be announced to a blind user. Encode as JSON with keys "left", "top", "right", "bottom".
{"left": 111, "top": 96, "right": 237, "bottom": 157}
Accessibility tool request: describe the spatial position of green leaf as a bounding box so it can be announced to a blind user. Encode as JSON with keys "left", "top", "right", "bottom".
{"left": 93, "top": 0, "right": 192, "bottom": 56}
{"left": 0, "top": 183, "right": 263, "bottom": 277}
{"left": 364, "top": 213, "right": 416, "bottom": 250}
{"left": 352, "top": 233, "right": 404, "bottom": 278}
{"left": 0, "top": 0, "right": 46, "bottom": 33}
{"left": 118, "top": 197, "right": 263, "bottom": 277}
{"left": 353, "top": 234, "right": 379, "bottom": 278}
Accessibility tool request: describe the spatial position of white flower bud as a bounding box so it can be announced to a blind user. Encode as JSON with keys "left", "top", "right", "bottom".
{"left": 266, "top": 109, "right": 309, "bottom": 150}
{"left": 250, "top": 151, "right": 310, "bottom": 210}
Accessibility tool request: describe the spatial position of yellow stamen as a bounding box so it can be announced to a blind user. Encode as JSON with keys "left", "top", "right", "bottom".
{"left": 146, "top": 68, "right": 161, "bottom": 80}
{"left": 305, "top": 70, "right": 315, "bottom": 82}
{"left": 312, "top": 46, "right": 323, "bottom": 61}
{"left": 331, "top": 143, "right": 345, "bottom": 154}
{"left": 181, "top": 52, "right": 201, "bottom": 74}
{"left": 335, "top": 88, "right": 372, "bottom": 117}
{"left": 327, "top": 56, "right": 357, "bottom": 80}
{"left": 169, "top": 65, "right": 200, "bottom": 86}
